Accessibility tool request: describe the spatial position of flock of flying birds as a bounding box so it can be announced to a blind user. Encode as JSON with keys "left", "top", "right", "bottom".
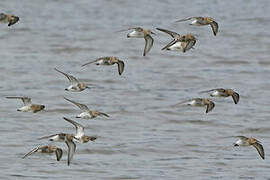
{"left": 2, "top": 12, "right": 265, "bottom": 166}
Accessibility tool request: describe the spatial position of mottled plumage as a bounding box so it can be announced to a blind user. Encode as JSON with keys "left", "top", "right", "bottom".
{"left": 178, "top": 98, "right": 215, "bottom": 113}
{"left": 156, "top": 28, "right": 196, "bottom": 52}
{"left": 22, "top": 145, "right": 63, "bottom": 161}
{"left": 6, "top": 96, "right": 45, "bottom": 113}
{"left": 82, "top": 56, "right": 125, "bottom": 75}
{"left": 200, "top": 88, "right": 240, "bottom": 104}
{"left": 63, "top": 117, "right": 97, "bottom": 143}
{"left": 0, "top": 13, "right": 19, "bottom": 26}
{"left": 176, "top": 16, "right": 218, "bottom": 36}
{"left": 234, "top": 136, "right": 265, "bottom": 160}
{"left": 121, "top": 27, "right": 155, "bottom": 56}
{"left": 64, "top": 97, "right": 109, "bottom": 119}
{"left": 54, "top": 68, "right": 89, "bottom": 92}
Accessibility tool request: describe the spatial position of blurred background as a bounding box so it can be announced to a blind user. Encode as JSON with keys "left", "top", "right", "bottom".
{"left": 1, "top": 0, "right": 270, "bottom": 179}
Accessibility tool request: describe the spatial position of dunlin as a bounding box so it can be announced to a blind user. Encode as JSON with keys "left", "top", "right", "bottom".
{"left": 64, "top": 97, "right": 109, "bottom": 119}
{"left": 120, "top": 27, "right": 155, "bottom": 56}
{"left": 81, "top": 56, "right": 125, "bottom": 75}
{"left": 156, "top": 28, "right": 196, "bottom": 52}
{"left": 176, "top": 17, "right": 218, "bottom": 36}
{"left": 178, "top": 98, "right": 215, "bottom": 113}
{"left": 200, "top": 88, "right": 240, "bottom": 104}
{"left": 234, "top": 136, "right": 265, "bottom": 160}
{"left": 0, "top": 13, "right": 19, "bottom": 26}
{"left": 6, "top": 96, "right": 45, "bottom": 113}
{"left": 38, "top": 133, "right": 77, "bottom": 165}
{"left": 54, "top": 68, "right": 89, "bottom": 92}
{"left": 63, "top": 117, "right": 97, "bottom": 143}
{"left": 22, "top": 145, "right": 63, "bottom": 161}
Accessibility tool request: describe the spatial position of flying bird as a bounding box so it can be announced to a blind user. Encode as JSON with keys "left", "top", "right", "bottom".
{"left": 0, "top": 13, "right": 19, "bottom": 26}
{"left": 234, "top": 136, "right": 265, "bottom": 160}
{"left": 176, "top": 16, "right": 218, "bottom": 36}
{"left": 22, "top": 145, "right": 63, "bottom": 161}
{"left": 200, "top": 88, "right": 240, "bottom": 104}
{"left": 6, "top": 96, "right": 45, "bottom": 113}
{"left": 82, "top": 56, "right": 125, "bottom": 76}
{"left": 156, "top": 28, "right": 196, "bottom": 52}
{"left": 119, "top": 27, "right": 155, "bottom": 56}
{"left": 63, "top": 117, "right": 97, "bottom": 143}
{"left": 38, "top": 133, "right": 77, "bottom": 166}
{"left": 64, "top": 97, "right": 109, "bottom": 119}
{"left": 54, "top": 68, "right": 89, "bottom": 92}
{"left": 177, "top": 98, "right": 215, "bottom": 113}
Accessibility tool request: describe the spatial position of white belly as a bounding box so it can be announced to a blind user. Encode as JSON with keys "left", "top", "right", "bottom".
{"left": 211, "top": 90, "right": 221, "bottom": 97}
{"left": 190, "top": 19, "right": 203, "bottom": 26}
{"left": 188, "top": 100, "right": 203, "bottom": 107}
{"left": 96, "top": 59, "right": 106, "bottom": 65}
{"left": 127, "top": 30, "right": 144, "bottom": 38}
{"left": 77, "top": 112, "right": 91, "bottom": 119}
{"left": 18, "top": 106, "right": 32, "bottom": 112}
{"left": 50, "top": 135, "right": 64, "bottom": 142}
{"left": 167, "top": 42, "right": 183, "bottom": 51}
{"left": 67, "top": 85, "right": 80, "bottom": 92}
{"left": 236, "top": 139, "right": 249, "bottom": 146}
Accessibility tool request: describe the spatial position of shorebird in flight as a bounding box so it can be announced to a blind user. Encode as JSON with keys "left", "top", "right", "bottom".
{"left": 200, "top": 88, "right": 240, "bottom": 104}
{"left": 0, "top": 13, "right": 19, "bottom": 26}
{"left": 82, "top": 56, "right": 125, "bottom": 76}
{"left": 22, "top": 145, "right": 63, "bottom": 161}
{"left": 156, "top": 28, "right": 196, "bottom": 52}
{"left": 176, "top": 16, "right": 218, "bottom": 36}
{"left": 64, "top": 97, "right": 109, "bottom": 119}
{"left": 234, "top": 136, "right": 265, "bottom": 160}
{"left": 6, "top": 96, "right": 45, "bottom": 113}
{"left": 54, "top": 68, "right": 89, "bottom": 92}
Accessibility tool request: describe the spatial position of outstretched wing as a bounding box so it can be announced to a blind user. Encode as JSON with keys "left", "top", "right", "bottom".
{"left": 81, "top": 59, "right": 100, "bottom": 67}
{"left": 210, "top": 21, "right": 218, "bottom": 36}
{"left": 65, "top": 139, "right": 76, "bottom": 166}
{"left": 54, "top": 68, "right": 79, "bottom": 85}
{"left": 55, "top": 148, "right": 63, "bottom": 161}
{"left": 64, "top": 97, "right": 89, "bottom": 112}
{"left": 117, "top": 60, "right": 125, "bottom": 75}
{"left": 81, "top": 57, "right": 110, "bottom": 67}
{"left": 116, "top": 27, "right": 143, "bottom": 33}
{"left": 143, "top": 34, "right": 154, "bottom": 56}
{"left": 6, "top": 96, "right": 32, "bottom": 105}
{"left": 37, "top": 134, "right": 62, "bottom": 141}
{"left": 199, "top": 88, "right": 225, "bottom": 94}
{"left": 22, "top": 147, "right": 40, "bottom": 159}
{"left": 206, "top": 101, "right": 215, "bottom": 113}
{"left": 175, "top": 98, "right": 197, "bottom": 106}
{"left": 99, "top": 112, "right": 110, "bottom": 117}
{"left": 232, "top": 92, "right": 240, "bottom": 104}
{"left": 175, "top": 17, "right": 194, "bottom": 22}
{"left": 236, "top": 136, "right": 249, "bottom": 141}
{"left": 253, "top": 143, "right": 265, "bottom": 160}
{"left": 156, "top": 28, "right": 181, "bottom": 39}
{"left": 63, "top": 117, "right": 85, "bottom": 138}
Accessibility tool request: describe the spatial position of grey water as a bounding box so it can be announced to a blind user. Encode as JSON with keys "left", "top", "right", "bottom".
{"left": 1, "top": 0, "right": 270, "bottom": 179}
